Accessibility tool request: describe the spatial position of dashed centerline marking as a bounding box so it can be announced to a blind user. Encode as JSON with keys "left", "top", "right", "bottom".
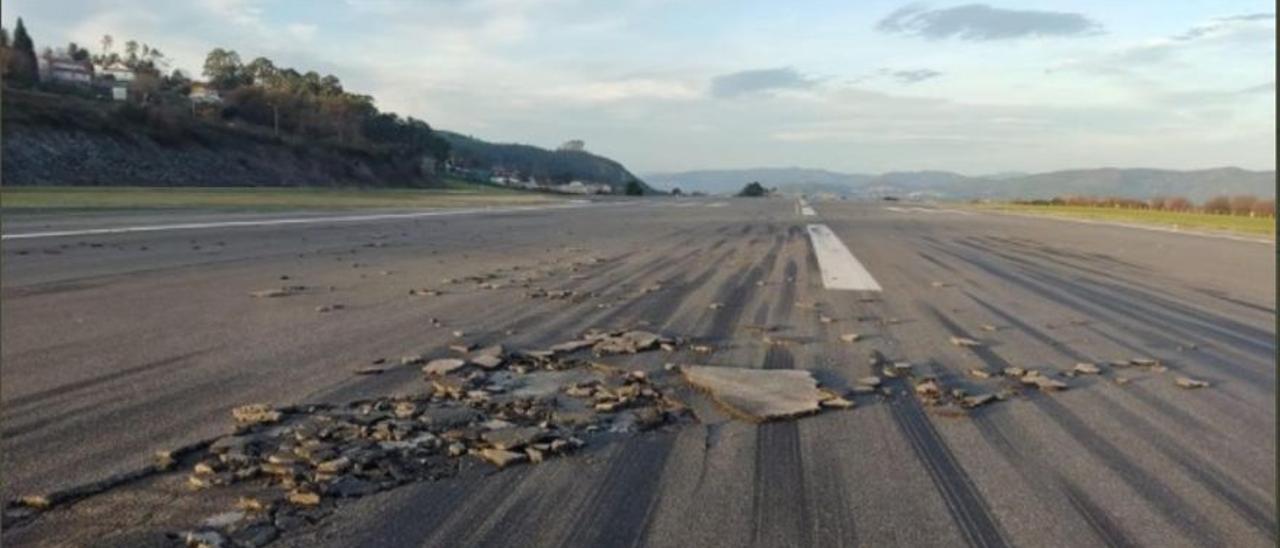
{"left": 1, "top": 202, "right": 605, "bottom": 240}
{"left": 805, "top": 224, "right": 882, "bottom": 291}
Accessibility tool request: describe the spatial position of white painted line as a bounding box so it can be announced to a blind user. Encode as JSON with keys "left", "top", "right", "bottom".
{"left": 805, "top": 224, "right": 882, "bottom": 291}
{"left": 1, "top": 202, "right": 603, "bottom": 240}
{"left": 800, "top": 206, "right": 816, "bottom": 216}
{"left": 706, "top": 202, "right": 728, "bottom": 208}
{"left": 884, "top": 206, "right": 907, "bottom": 212}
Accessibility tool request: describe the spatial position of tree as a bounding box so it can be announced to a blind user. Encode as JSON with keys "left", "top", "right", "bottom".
{"left": 244, "top": 57, "right": 277, "bottom": 86}
{"left": 66, "top": 41, "right": 90, "bottom": 61}
{"left": 1203, "top": 195, "right": 1231, "bottom": 214}
{"left": 625, "top": 180, "right": 645, "bottom": 196}
{"left": 130, "top": 71, "right": 161, "bottom": 103}
{"left": 1229, "top": 195, "right": 1257, "bottom": 216}
{"left": 99, "top": 34, "right": 112, "bottom": 57}
{"left": 738, "top": 181, "right": 767, "bottom": 197}
{"left": 8, "top": 18, "right": 38, "bottom": 86}
{"left": 203, "top": 47, "right": 243, "bottom": 89}
{"left": 671, "top": 187, "right": 683, "bottom": 196}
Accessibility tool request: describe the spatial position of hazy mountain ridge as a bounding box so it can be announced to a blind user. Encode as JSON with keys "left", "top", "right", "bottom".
{"left": 645, "top": 167, "right": 1276, "bottom": 201}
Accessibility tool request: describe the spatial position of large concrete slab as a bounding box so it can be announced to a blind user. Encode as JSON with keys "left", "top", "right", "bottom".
{"left": 680, "top": 365, "right": 826, "bottom": 422}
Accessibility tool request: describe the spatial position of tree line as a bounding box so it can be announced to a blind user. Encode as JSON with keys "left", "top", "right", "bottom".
{"left": 1014, "top": 195, "right": 1275, "bottom": 217}
{"left": 1, "top": 18, "right": 449, "bottom": 163}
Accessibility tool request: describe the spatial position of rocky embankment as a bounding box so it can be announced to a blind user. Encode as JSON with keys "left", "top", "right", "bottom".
{"left": 2, "top": 124, "right": 435, "bottom": 187}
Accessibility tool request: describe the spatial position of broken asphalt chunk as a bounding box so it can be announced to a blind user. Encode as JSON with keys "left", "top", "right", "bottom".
{"left": 680, "top": 365, "right": 827, "bottom": 422}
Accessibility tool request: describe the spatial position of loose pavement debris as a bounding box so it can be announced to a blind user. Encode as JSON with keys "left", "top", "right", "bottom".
{"left": 118, "top": 334, "right": 690, "bottom": 545}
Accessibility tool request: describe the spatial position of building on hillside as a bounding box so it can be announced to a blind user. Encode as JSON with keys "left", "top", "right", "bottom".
{"left": 557, "top": 140, "right": 585, "bottom": 152}
{"left": 553, "top": 181, "right": 612, "bottom": 195}
{"left": 97, "top": 61, "right": 135, "bottom": 83}
{"left": 188, "top": 83, "right": 222, "bottom": 105}
{"left": 39, "top": 55, "right": 93, "bottom": 85}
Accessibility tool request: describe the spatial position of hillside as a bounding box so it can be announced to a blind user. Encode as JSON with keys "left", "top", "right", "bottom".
{"left": 646, "top": 166, "right": 1276, "bottom": 201}
{"left": 439, "top": 131, "right": 647, "bottom": 192}
{"left": 0, "top": 90, "right": 647, "bottom": 191}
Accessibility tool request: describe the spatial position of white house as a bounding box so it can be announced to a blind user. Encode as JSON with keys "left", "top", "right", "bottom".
{"left": 40, "top": 56, "right": 93, "bottom": 85}
{"left": 97, "top": 61, "right": 135, "bottom": 83}
{"left": 188, "top": 83, "right": 222, "bottom": 105}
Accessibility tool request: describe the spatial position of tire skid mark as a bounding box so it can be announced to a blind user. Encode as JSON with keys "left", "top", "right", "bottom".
{"left": 1086, "top": 396, "right": 1278, "bottom": 539}
{"left": 706, "top": 238, "right": 781, "bottom": 340}
{"left": 955, "top": 238, "right": 1274, "bottom": 360}
{"left": 928, "top": 241, "right": 1272, "bottom": 386}
{"left": 3, "top": 349, "right": 211, "bottom": 414}
{"left": 812, "top": 238, "right": 1007, "bottom": 547}
{"left": 750, "top": 345, "right": 813, "bottom": 548}
{"left": 965, "top": 291, "right": 1238, "bottom": 444}
{"left": 924, "top": 305, "right": 1226, "bottom": 547}
{"left": 557, "top": 434, "right": 679, "bottom": 548}
{"left": 971, "top": 409, "right": 1137, "bottom": 548}
{"left": 885, "top": 382, "right": 1010, "bottom": 548}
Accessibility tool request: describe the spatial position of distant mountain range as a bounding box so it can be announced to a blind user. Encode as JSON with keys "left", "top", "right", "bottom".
{"left": 643, "top": 167, "right": 1276, "bottom": 202}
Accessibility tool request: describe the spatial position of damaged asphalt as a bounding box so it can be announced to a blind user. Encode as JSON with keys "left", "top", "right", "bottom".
{"left": 0, "top": 199, "right": 1275, "bottom": 547}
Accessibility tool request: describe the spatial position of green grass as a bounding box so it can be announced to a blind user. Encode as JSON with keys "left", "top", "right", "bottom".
{"left": 975, "top": 203, "right": 1275, "bottom": 238}
{"left": 0, "top": 180, "right": 556, "bottom": 212}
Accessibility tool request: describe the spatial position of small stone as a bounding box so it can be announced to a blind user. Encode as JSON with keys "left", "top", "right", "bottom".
{"left": 18, "top": 495, "right": 51, "bottom": 509}
{"left": 237, "top": 497, "right": 267, "bottom": 512}
{"left": 452, "top": 330, "right": 466, "bottom": 338}
{"left": 980, "top": 324, "right": 998, "bottom": 332}
{"left": 1115, "top": 376, "right": 1131, "bottom": 385}
{"left": 691, "top": 344, "right": 714, "bottom": 353}
{"left": 287, "top": 490, "right": 321, "bottom": 507}
{"left": 968, "top": 369, "right": 991, "bottom": 379}
{"left": 471, "top": 354, "right": 504, "bottom": 369}
{"left": 856, "top": 376, "right": 881, "bottom": 387}
{"left": 400, "top": 354, "right": 427, "bottom": 366}
{"left": 154, "top": 450, "right": 176, "bottom": 471}
{"left": 327, "top": 476, "right": 377, "bottom": 498}
{"left": 819, "top": 315, "right": 835, "bottom": 324}
{"left": 447, "top": 443, "right": 467, "bottom": 457}
{"left": 839, "top": 333, "right": 861, "bottom": 343}
{"left": 962, "top": 394, "right": 996, "bottom": 408}
{"left": 449, "top": 343, "right": 475, "bottom": 354}
{"left": 422, "top": 358, "right": 468, "bottom": 376}
{"left": 525, "top": 448, "right": 545, "bottom": 464}
{"left": 480, "top": 448, "right": 528, "bottom": 468}
{"left": 250, "top": 289, "right": 290, "bottom": 298}
{"left": 1130, "top": 358, "right": 1159, "bottom": 367}
{"left": 232, "top": 404, "right": 281, "bottom": 425}
{"left": 1002, "top": 367, "right": 1026, "bottom": 378}
{"left": 353, "top": 366, "right": 385, "bottom": 376}
{"left": 1073, "top": 362, "right": 1101, "bottom": 375}
{"left": 820, "top": 396, "right": 854, "bottom": 409}
{"left": 483, "top": 426, "right": 547, "bottom": 451}
{"left": 708, "top": 303, "right": 723, "bottom": 310}
{"left": 949, "top": 336, "right": 982, "bottom": 348}
{"left": 182, "top": 530, "right": 227, "bottom": 548}
{"left": 1174, "top": 376, "right": 1209, "bottom": 389}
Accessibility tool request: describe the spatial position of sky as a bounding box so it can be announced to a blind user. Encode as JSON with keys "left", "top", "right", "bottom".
{"left": 3, "top": 1, "right": 1275, "bottom": 175}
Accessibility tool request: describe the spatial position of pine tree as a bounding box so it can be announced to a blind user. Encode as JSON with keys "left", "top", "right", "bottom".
{"left": 9, "top": 18, "right": 39, "bottom": 85}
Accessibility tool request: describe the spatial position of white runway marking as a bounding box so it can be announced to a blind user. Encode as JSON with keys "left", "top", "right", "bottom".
{"left": 805, "top": 224, "right": 882, "bottom": 291}
{"left": 1, "top": 202, "right": 603, "bottom": 240}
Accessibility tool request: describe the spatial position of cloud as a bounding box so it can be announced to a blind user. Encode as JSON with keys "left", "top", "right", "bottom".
{"left": 1170, "top": 12, "right": 1274, "bottom": 42}
{"left": 885, "top": 68, "right": 942, "bottom": 84}
{"left": 709, "top": 67, "right": 815, "bottom": 98}
{"left": 877, "top": 3, "right": 1103, "bottom": 40}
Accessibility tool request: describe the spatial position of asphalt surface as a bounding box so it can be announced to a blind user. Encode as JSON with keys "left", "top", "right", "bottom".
{"left": 1, "top": 198, "right": 1275, "bottom": 547}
